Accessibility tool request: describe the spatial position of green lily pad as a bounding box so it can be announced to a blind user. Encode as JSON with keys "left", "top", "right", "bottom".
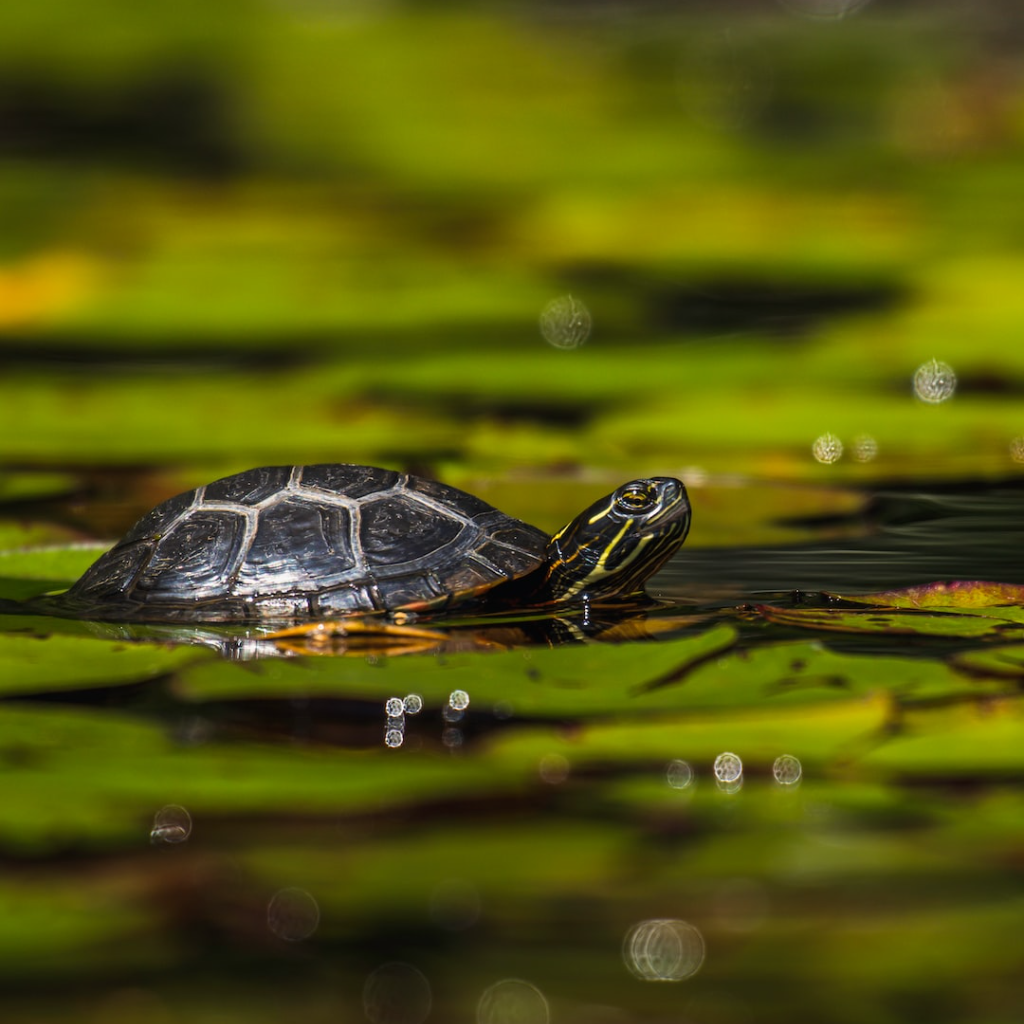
{"left": 0, "top": 703, "right": 519, "bottom": 854}
{"left": 0, "top": 632, "right": 195, "bottom": 697}
{"left": 951, "top": 644, "right": 1024, "bottom": 680}
{"left": 858, "top": 701, "right": 1024, "bottom": 778}
{"left": 482, "top": 694, "right": 893, "bottom": 776}
{"left": 173, "top": 624, "right": 739, "bottom": 715}
{"left": 753, "top": 603, "right": 1024, "bottom": 640}
{"left": 0, "top": 544, "right": 106, "bottom": 602}
{"left": 0, "top": 471, "right": 78, "bottom": 503}
{"left": 0, "top": 873, "right": 160, "bottom": 977}
{"left": 844, "top": 580, "right": 1024, "bottom": 612}
{"left": 177, "top": 622, "right": 983, "bottom": 717}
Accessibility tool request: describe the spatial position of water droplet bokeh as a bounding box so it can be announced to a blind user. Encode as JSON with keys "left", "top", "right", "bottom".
{"left": 539, "top": 294, "right": 591, "bottom": 350}
{"left": 150, "top": 804, "right": 192, "bottom": 844}
{"left": 713, "top": 752, "right": 743, "bottom": 784}
{"left": 666, "top": 759, "right": 694, "bottom": 790}
{"left": 913, "top": 358, "right": 957, "bottom": 403}
{"left": 622, "top": 918, "right": 706, "bottom": 982}
{"left": 812, "top": 432, "right": 843, "bottom": 464}
{"left": 852, "top": 434, "right": 878, "bottom": 462}
{"left": 266, "top": 887, "right": 320, "bottom": 942}
{"left": 477, "top": 978, "right": 550, "bottom": 1024}
{"left": 772, "top": 754, "right": 803, "bottom": 786}
{"left": 538, "top": 753, "right": 570, "bottom": 784}
{"left": 363, "top": 962, "right": 433, "bottom": 1024}
{"left": 449, "top": 689, "right": 471, "bottom": 711}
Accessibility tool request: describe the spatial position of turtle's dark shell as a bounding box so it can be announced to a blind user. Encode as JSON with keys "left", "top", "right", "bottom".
{"left": 61, "top": 465, "right": 550, "bottom": 623}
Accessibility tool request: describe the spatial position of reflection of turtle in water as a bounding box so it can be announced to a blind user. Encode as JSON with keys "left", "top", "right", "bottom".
{"left": 57, "top": 464, "right": 691, "bottom": 626}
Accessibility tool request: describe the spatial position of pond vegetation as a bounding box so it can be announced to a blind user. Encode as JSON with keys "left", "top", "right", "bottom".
{"left": 2, "top": 1, "right": 1024, "bottom": 1021}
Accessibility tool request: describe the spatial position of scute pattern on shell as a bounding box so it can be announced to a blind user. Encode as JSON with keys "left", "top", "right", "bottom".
{"left": 63, "top": 464, "right": 550, "bottom": 623}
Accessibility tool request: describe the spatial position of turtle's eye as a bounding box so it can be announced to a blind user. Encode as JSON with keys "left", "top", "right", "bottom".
{"left": 614, "top": 483, "right": 657, "bottom": 515}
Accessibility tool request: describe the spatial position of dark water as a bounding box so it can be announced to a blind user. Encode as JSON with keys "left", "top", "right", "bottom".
{"left": 661, "top": 479, "right": 1024, "bottom": 598}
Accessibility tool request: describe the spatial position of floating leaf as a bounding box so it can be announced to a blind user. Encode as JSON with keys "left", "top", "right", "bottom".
{"left": 844, "top": 580, "right": 1024, "bottom": 611}
{"left": 0, "top": 632, "right": 195, "bottom": 697}
{"left": 754, "top": 603, "right": 1024, "bottom": 640}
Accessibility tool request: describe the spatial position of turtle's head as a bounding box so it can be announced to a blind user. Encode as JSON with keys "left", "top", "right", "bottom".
{"left": 542, "top": 477, "right": 691, "bottom": 604}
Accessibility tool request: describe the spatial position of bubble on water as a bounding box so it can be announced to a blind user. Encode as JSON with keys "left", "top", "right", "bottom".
{"left": 913, "top": 359, "right": 956, "bottom": 403}
{"left": 385, "top": 697, "right": 405, "bottom": 718}
{"left": 403, "top": 694, "right": 424, "bottom": 714}
{"left": 363, "top": 962, "right": 432, "bottom": 1024}
{"left": 430, "top": 878, "right": 481, "bottom": 931}
{"left": 150, "top": 804, "right": 192, "bottom": 844}
{"left": 449, "top": 689, "right": 471, "bottom": 711}
{"left": 852, "top": 434, "right": 878, "bottom": 462}
{"left": 773, "top": 754, "right": 803, "bottom": 786}
{"left": 1010, "top": 437, "right": 1024, "bottom": 463}
{"left": 622, "top": 919, "right": 706, "bottom": 982}
{"left": 267, "top": 887, "right": 320, "bottom": 942}
{"left": 666, "top": 759, "right": 694, "bottom": 790}
{"left": 812, "top": 432, "right": 843, "bottom": 464}
{"left": 442, "top": 727, "right": 464, "bottom": 749}
{"left": 538, "top": 753, "right": 570, "bottom": 785}
{"left": 442, "top": 705, "right": 464, "bottom": 724}
{"left": 539, "top": 294, "right": 591, "bottom": 350}
{"left": 776, "top": 0, "right": 873, "bottom": 20}
{"left": 477, "top": 978, "right": 550, "bottom": 1024}
{"left": 385, "top": 727, "right": 405, "bottom": 749}
{"left": 713, "top": 752, "right": 743, "bottom": 784}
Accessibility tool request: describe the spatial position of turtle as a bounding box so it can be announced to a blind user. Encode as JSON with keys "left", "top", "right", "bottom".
{"left": 56, "top": 464, "right": 691, "bottom": 625}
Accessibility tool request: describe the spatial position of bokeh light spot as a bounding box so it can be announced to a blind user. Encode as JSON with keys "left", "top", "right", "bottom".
{"left": 713, "top": 752, "right": 743, "bottom": 784}
{"left": 853, "top": 434, "right": 878, "bottom": 462}
{"left": 812, "top": 432, "right": 843, "bottom": 464}
{"left": 363, "top": 962, "right": 432, "bottom": 1024}
{"left": 772, "top": 754, "right": 803, "bottom": 786}
{"left": 913, "top": 359, "right": 956, "bottom": 403}
{"left": 477, "top": 978, "right": 550, "bottom": 1024}
{"left": 623, "top": 919, "right": 706, "bottom": 982}
{"left": 266, "top": 887, "right": 320, "bottom": 942}
{"left": 538, "top": 753, "right": 570, "bottom": 784}
{"left": 150, "top": 804, "right": 192, "bottom": 844}
{"left": 666, "top": 759, "right": 694, "bottom": 790}
{"left": 539, "top": 294, "right": 591, "bottom": 350}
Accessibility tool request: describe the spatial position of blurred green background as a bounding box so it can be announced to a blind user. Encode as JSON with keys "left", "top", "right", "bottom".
{"left": 4, "top": 0, "right": 1024, "bottom": 506}
{"left": 3, "top": 1, "right": 1024, "bottom": 1022}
